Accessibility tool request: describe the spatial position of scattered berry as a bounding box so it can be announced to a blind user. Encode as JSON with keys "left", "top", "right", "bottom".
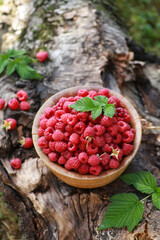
{"left": 2, "top": 118, "right": 17, "bottom": 130}
{"left": 36, "top": 51, "right": 48, "bottom": 62}
{"left": 17, "top": 90, "right": 28, "bottom": 101}
{"left": 0, "top": 98, "right": 5, "bottom": 109}
{"left": 8, "top": 98, "right": 19, "bottom": 110}
{"left": 18, "top": 137, "right": 33, "bottom": 148}
{"left": 20, "top": 101, "right": 30, "bottom": 111}
{"left": 10, "top": 158, "right": 22, "bottom": 170}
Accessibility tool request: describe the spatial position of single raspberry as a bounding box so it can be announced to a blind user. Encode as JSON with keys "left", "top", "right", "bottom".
{"left": 55, "top": 110, "right": 65, "bottom": 119}
{"left": 0, "top": 98, "right": 5, "bottom": 109}
{"left": 100, "top": 116, "right": 113, "bottom": 127}
{"left": 43, "top": 127, "right": 54, "bottom": 140}
{"left": 78, "top": 152, "right": 89, "bottom": 163}
{"left": 56, "top": 102, "right": 63, "bottom": 110}
{"left": 108, "top": 96, "right": 121, "bottom": 107}
{"left": 84, "top": 126, "right": 95, "bottom": 138}
{"left": 116, "top": 107, "right": 125, "bottom": 117}
{"left": 52, "top": 129, "right": 64, "bottom": 141}
{"left": 80, "top": 134, "right": 87, "bottom": 144}
{"left": 65, "top": 157, "right": 81, "bottom": 170}
{"left": 68, "top": 142, "right": 77, "bottom": 152}
{"left": 10, "top": 158, "right": 22, "bottom": 170}
{"left": 55, "top": 121, "right": 66, "bottom": 132}
{"left": 79, "top": 142, "right": 86, "bottom": 151}
{"left": 46, "top": 116, "right": 57, "bottom": 128}
{"left": 61, "top": 113, "right": 71, "bottom": 124}
{"left": 130, "top": 128, "right": 136, "bottom": 134}
{"left": 88, "top": 155, "right": 100, "bottom": 166}
{"left": 112, "top": 148, "right": 123, "bottom": 161}
{"left": 109, "top": 159, "right": 120, "bottom": 169}
{"left": 104, "top": 164, "right": 110, "bottom": 170}
{"left": 65, "top": 124, "right": 74, "bottom": 133}
{"left": 20, "top": 101, "right": 30, "bottom": 111}
{"left": 38, "top": 137, "right": 48, "bottom": 148}
{"left": 117, "top": 121, "right": 130, "bottom": 133}
{"left": 44, "top": 107, "right": 55, "bottom": 119}
{"left": 17, "top": 90, "right": 28, "bottom": 101}
{"left": 104, "top": 133, "right": 113, "bottom": 144}
{"left": 122, "top": 143, "right": 133, "bottom": 155}
{"left": 40, "top": 118, "right": 48, "bottom": 130}
{"left": 36, "top": 51, "right": 48, "bottom": 62}
{"left": 88, "top": 114, "right": 102, "bottom": 124}
{"left": 78, "top": 163, "right": 90, "bottom": 174}
{"left": 123, "top": 113, "right": 131, "bottom": 123}
{"left": 67, "top": 114, "right": 78, "bottom": 126}
{"left": 63, "top": 101, "right": 73, "bottom": 112}
{"left": 77, "top": 112, "right": 88, "bottom": 122}
{"left": 107, "top": 124, "right": 119, "bottom": 136}
{"left": 69, "top": 133, "right": 80, "bottom": 144}
{"left": 102, "top": 144, "right": 113, "bottom": 153}
{"left": 112, "top": 133, "right": 122, "bottom": 144}
{"left": 74, "top": 121, "right": 86, "bottom": 134}
{"left": 78, "top": 89, "right": 88, "bottom": 97}
{"left": 48, "top": 152, "right": 58, "bottom": 162}
{"left": 39, "top": 114, "right": 45, "bottom": 121}
{"left": 73, "top": 96, "right": 82, "bottom": 101}
{"left": 43, "top": 148, "right": 51, "bottom": 154}
{"left": 61, "top": 149, "right": 73, "bottom": 159}
{"left": 88, "top": 90, "right": 97, "bottom": 99}
{"left": 8, "top": 98, "right": 19, "bottom": 110}
{"left": 93, "top": 125, "right": 105, "bottom": 136}
{"left": 64, "top": 132, "right": 70, "bottom": 141}
{"left": 2, "top": 118, "right": 17, "bottom": 130}
{"left": 89, "top": 165, "right": 102, "bottom": 175}
{"left": 38, "top": 127, "right": 45, "bottom": 136}
{"left": 18, "top": 137, "right": 33, "bottom": 148}
{"left": 98, "top": 88, "right": 110, "bottom": 97}
{"left": 49, "top": 141, "right": 56, "bottom": 151}
{"left": 123, "top": 131, "right": 134, "bottom": 143}
{"left": 58, "top": 156, "right": 66, "bottom": 165}
{"left": 86, "top": 143, "right": 98, "bottom": 155}
{"left": 68, "top": 96, "right": 75, "bottom": 102}
{"left": 59, "top": 97, "right": 67, "bottom": 104}
{"left": 100, "top": 153, "right": 110, "bottom": 166}
{"left": 55, "top": 141, "right": 67, "bottom": 152}
{"left": 74, "top": 150, "right": 81, "bottom": 157}
{"left": 93, "top": 136, "right": 105, "bottom": 147}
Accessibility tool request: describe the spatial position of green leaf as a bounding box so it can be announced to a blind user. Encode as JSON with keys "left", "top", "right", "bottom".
{"left": 152, "top": 187, "right": 160, "bottom": 210}
{"left": 120, "top": 171, "right": 157, "bottom": 194}
{"left": 16, "top": 55, "right": 33, "bottom": 64}
{"left": 0, "top": 192, "right": 2, "bottom": 196}
{"left": 103, "top": 104, "right": 116, "bottom": 118}
{"left": 94, "top": 96, "right": 108, "bottom": 106}
{"left": 69, "top": 97, "right": 98, "bottom": 112}
{"left": 16, "top": 64, "right": 42, "bottom": 80}
{"left": 91, "top": 105, "right": 102, "bottom": 120}
{"left": 5, "top": 49, "right": 26, "bottom": 58}
{"left": 6, "top": 60, "right": 17, "bottom": 76}
{"left": 98, "top": 193, "right": 144, "bottom": 232}
{"left": 0, "top": 55, "right": 10, "bottom": 74}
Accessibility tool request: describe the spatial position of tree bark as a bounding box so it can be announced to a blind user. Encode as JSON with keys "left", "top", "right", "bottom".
{"left": 0, "top": 0, "right": 160, "bottom": 239}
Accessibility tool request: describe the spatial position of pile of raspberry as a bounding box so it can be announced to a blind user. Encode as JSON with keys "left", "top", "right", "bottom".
{"left": 38, "top": 88, "right": 135, "bottom": 176}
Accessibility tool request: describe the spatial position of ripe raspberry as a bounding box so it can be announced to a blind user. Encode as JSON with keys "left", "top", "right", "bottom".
{"left": 89, "top": 165, "right": 102, "bottom": 175}
{"left": 88, "top": 90, "right": 97, "bottom": 99}
{"left": 43, "top": 148, "right": 51, "bottom": 154}
{"left": 55, "top": 110, "right": 65, "bottom": 119}
{"left": 73, "top": 96, "right": 82, "bottom": 101}
{"left": 93, "top": 125, "right": 105, "bottom": 136}
{"left": 20, "top": 101, "right": 30, "bottom": 111}
{"left": 102, "top": 144, "right": 113, "bottom": 153}
{"left": 93, "top": 136, "right": 105, "bottom": 147}
{"left": 65, "top": 157, "right": 81, "bottom": 170}
{"left": 117, "top": 121, "right": 130, "bottom": 133}
{"left": 17, "top": 90, "right": 28, "bottom": 101}
{"left": 123, "top": 113, "right": 131, "bottom": 123}
{"left": 78, "top": 152, "right": 89, "bottom": 163}
{"left": 112, "top": 148, "right": 123, "bottom": 161}
{"left": 2, "top": 118, "right": 17, "bottom": 130}
{"left": 104, "top": 164, "right": 110, "bottom": 170}
{"left": 69, "top": 133, "right": 80, "bottom": 144}
{"left": 88, "top": 114, "right": 102, "bottom": 124}
{"left": 61, "top": 149, "right": 73, "bottom": 160}
{"left": 123, "top": 131, "right": 134, "bottom": 143}
{"left": 122, "top": 143, "right": 133, "bottom": 155}
{"left": 86, "top": 143, "right": 98, "bottom": 155}
{"left": 100, "top": 153, "right": 110, "bottom": 166}
{"left": 58, "top": 156, "right": 66, "bottom": 165}
{"left": 44, "top": 107, "right": 55, "bottom": 119}
{"left": 84, "top": 126, "right": 95, "bottom": 138}
{"left": 8, "top": 98, "right": 19, "bottom": 110}
{"left": 68, "top": 142, "right": 77, "bottom": 152}
{"left": 39, "top": 114, "right": 45, "bottom": 121}
{"left": 39, "top": 118, "right": 48, "bottom": 130}
{"left": 63, "top": 101, "right": 73, "bottom": 112}
{"left": 79, "top": 142, "right": 86, "bottom": 151}
{"left": 78, "top": 163, "right": 90, "bottom": 174}
{"left": 59, "top": 97, "right": 67, "bottom": 104}
{"left": 107, "top": 124, "right": 119, "bottom": 136}
{"left": 67, "top": 114, "right": 78, "bottom": 126}
{"left": 10, "top": 158, "right": 22, "bottom": 170}
{"left": 52, "top": 129, "right": 64, "bottom": 141}
{"left": 38, "top": 136, "right": 48, "bottom": 148}
{"left": 38, "top": 127, "right": 45, "bottom": 136}
{"left": 55, "top": 121, "right": 66, "bottom": 132}
{"left": 43, "top": 127, "right": 54, "bottom": 140}
{"left": 0, "top": 98, "right": 5, "bottom": 109}
{"left": 19, "top": 137, "right": 33, "bottom": 148}
{"left": 98, "top": 88, "right": 110, "bottom": 97}
{"left": 109, "top": 159, "right": 120, "bottom": 169}
{"left": 48, "top": 152, "right": 58, "bottom": 162}
{"left": 67, "top": 96, "right": 74, "bottom": 102}
{"left": 74, "top": 121, "right": 86, "bottom": 134}
{"left": 36, "top": 51, "right": 48, "bottom": 62}
{"left": 49, "top": 141, "right": 55, "bottom": 151}
{"left": 46, "top": 116, "right": 57, "bottom": 128}
{"left": 100, "top": 116, "right": 113, "bottom": 127}
{"left": 116, "top": 107, "right": 125, "bottom": 117}
{"left": 88, "top": 155, "right": 100, "bottom": 166}
{"left": 74, "top": 150, "right": 81, "bottom": 157}
{"left": 130, "top": 128, "right": 136, "bottom": 134}
{"left": 65, "top": 124, "right": 74, "bottom": 133}
{"left": 112, "top": 133, "right": 122, "bottom": 144}
{"left": 78, "top": 89, "right": 88, "bottom": 97}
{"left": 80, "top": 134, "right": 87, "bottom": 144}
{"left": 64, "top": 131, "right": 70, "bottom": 141}
{"left": 55, "top": 141, "right": 67, "bottom": 152}
{"left": 104, "top": 133, "right": 113, "bottom": 144}
{"left": 108, "top": 96, "right": 121, "bottom": 107}
{"left": 77, "top": 112, "right": 88, "bottom": 122}
{"left": 56, "top": 102, "right": 63, "bottom": 110}
{"left": 61, "top": 113, "right": 71, "bottom": 124}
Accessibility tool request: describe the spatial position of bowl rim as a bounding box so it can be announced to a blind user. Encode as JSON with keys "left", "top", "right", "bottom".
{"left": 32, "top": 86, "right": 142, "bottom": 182}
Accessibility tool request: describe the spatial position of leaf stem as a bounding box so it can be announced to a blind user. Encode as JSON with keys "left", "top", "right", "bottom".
{"left": 140, "top": 193, "right": 153, "bottom": 202}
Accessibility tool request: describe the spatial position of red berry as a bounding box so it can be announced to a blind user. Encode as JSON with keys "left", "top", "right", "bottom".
{"left": 61, "top": 150, "right": 73, "bottom": 160}
{"left": 61, "top": 113, "right": 71, "bottom": 124}
{"left": 67, "top": 114, "right": 78, "bottom": 126}
{"left": 19, "top": 137, "right": 33, "bottom": 148}
{"left": 63, "top": 101, "right": 73, "bottom": 112}
{"left": 78, "top": 163, "right": 89, "bottom": 174}
{"left": 107, "top": 124, "right": 119, "bottom": 136}
{"left": 10, "top": 158, "right": 22, "bottom": 170}
{"left": 69, "top": 133, "right": 80, "bottom": 144}
{"left": 123, "top": 131, "right": 134, "bottom": 143}
{"left": 8, "top": 98, "right": 19, "bottom": 110}
{"left": 112, "top": 133, "right": 122, "bottom": 144}
{"left": 77, "top": 112, "right": 88, "bottom": 122}
{"left": 86, "top": 143, "right": 98, "bottom": 155}
{"left": 46, "top": 116, "right": 57, "bottom": 128}
{"left": 58, "top": 156, "right": 66, "bottom": 165}
{"left": 39, "top": 114, "right": 45, "bottom": 122}
{"left": 93, "top": 125, "right": 105, "bottom": 136}
{"left": 104, "top": 133, "right": 113, "bottom": 144}
{"left": 65, "top": 124, "right": 74, "bottom": 133}
{"left": 98, "top": 88, "right": 110, "bottom": 97}
{"left": 49, "top": 141, "right": 56, "bottom": 151}
{"left": 93, "top": 136, "right": 105, "bottom": 147}
{"left": 44, "top": 107, "right": 55, "bottom": 119}
{"left": 109, "top": 159, "right": 120, "bottom": 169}
{"left": 55, "top": 141, "right": 67, "bottom": 152}
{"left": 20, "top": 101, "right": 30, "bottom": 111}
{"left": 55, "top": 121, "right": 66, "bottom": 132}
{"left": 116, "top": 107, "right": 125, "bottom": 117}
{"left": 36, "top": 51, "right": 48, "bottom": 62}
{"left": 78, "top": 152, "right": 89, "bottom": 163}
{"left": 100, "top": 116, "right": 113, "bottom": 127}
{"left": 122, "top": 143, "right": 133, "bottom": 155}
{"left": 79, "top": 142, "right": 86, "bottom": 151}
{"left": 39, "top": 118, "right": 48, "bottom": 130}
{"left": 88, "top": 91, "right": 97, "bottom": 99}
{"left": 78, "top": 89, "right": 88, "bottom": 97}
{"left": 102, "top": 144, "right": 113, "bottom": 153}
{"left": 52, "top": 130, "right": 64, "bottom": 141}
{"left": 100, "top": 153, "right": 110, "bottom": 166}
{"left": 88, "top": 155, "right": 100, "bottom": 166}
{"left": 38, "top": 136, "right": 48, "bottom": 148}
{"left": 89, "top": 165, "right": 102, "bottom": 175}
{"left": 117, "top": 121, "right": 130, "bottom": 133}
{"left": 65, "top": 157, "right": 81, "bottom": 170}
{"left": 44, "top": 127, "right": 54, "bottom": 141}
{"left": 17, "top": 90, "right": 28, "bottom": 101}
{"left": 38, "top": 127, "right": 45, "bottom": 136}
{"left": 55, "top": 110, "right": 65, "bottom": 119}
{"left": 43, "top": 148, "right": 51, "bottom": 154}
{"left": 80, "top": 134, "right": 87, "bottom": 144}
{"left": 123, "top": 113, "right": 131, "bottom": 123}
{"left": 48, "top": 152, "right": 58, "bottom": 162}
{"left": 2, "top": 118, "right": 17, "bottom": 130}
{"left": 84, "top": 126, "right": 95, "bottom": 138}
{"left": 0, "top": 98, "right": 5, "bottom": 109}
{"left": 74, "top": 121, "right": 86, "bottom": 134}
{"left": 108, "top": 96, "right": 121, "bottom": 107}
{"left": 68, "top": 142, "right": 77, "bottom": 152}
{"left": 64, "top": 131, "right": 70, "bottom": 141}
{"left": 112, "top": 148, "right": 123, "bottom": 161}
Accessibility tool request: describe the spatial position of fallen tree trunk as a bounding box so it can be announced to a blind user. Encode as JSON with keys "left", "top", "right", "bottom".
{"left": 0, "top": 0, "right": 160, "bottom": 239}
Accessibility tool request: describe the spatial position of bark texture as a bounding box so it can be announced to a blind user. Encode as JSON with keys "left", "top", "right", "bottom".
{"left": 0, "top": 0, "right": 160, "bottom": 239}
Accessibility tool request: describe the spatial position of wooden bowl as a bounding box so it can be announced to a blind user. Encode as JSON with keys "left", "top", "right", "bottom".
{"left": 32, "top": 86, "right": 142, "bottom": 188}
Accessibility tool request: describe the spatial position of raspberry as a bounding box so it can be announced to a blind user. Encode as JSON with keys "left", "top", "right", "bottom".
{"left": 104, "top": 164, "right": 110, "bottom": 170}
{"left": 78, "top": 89, "right": 88, "bottom": 97}
{"left": 56, "top": 102, "right": 63, "bottom": 110}
{"left": 93, "top": 136, "right": 105, "bottom": 147}
{"left": 2, "top": 118, "right": 17, "bottom": 130}
{"left": 77, "top": 112, "right": 88, "bottom": 122}
{"left": 68, "top": 142, "right": 77, "bottom": 152}
{"left": 100, "top": 116, "right": 113, "bottom": 127}
{"left": 112, "top": 133, "right": 122, "bottom": 144}
{"left": 59, "top": 97, "right": 67, "bottom": 104}
{"left": 55, "top": 141, "right": 67, "bottom": 152}
{"left": 55, "top": 110, "right": 65, "bottom": 119}
{"left": 43, "top": 127, "right": 54, "bottom": 141}
{"left": 0, "top": 98, "right": 5, "bottom": 109}
{"left": 78, "top": 152, "right": 89, "bottom": 163}
{"left": 112, "top": 148, "right": 123, "bottom": 161}
{"left": 102, "top": 144, "right": 113, "bottom": 153}
{"left": 19, "top": 137, "right": 33, "bottom": 148}
{"left": 68, "top": 97, "right": 74, "bottom": 102}
{"left": 122, "top": 143, "right": 133, "bottom": 155}
{"left": 74, "top": 96, "right": 82, "bottom": 101}
{"left": 93, "top": 125, "right": 105, "bottom": 136}
{"left": 43, "top": 148, "right": 51, "bottom": 154}
{"left": 55, "top": 121, "right": 66, "bottom": 132}
{"left": 88, "top": 90, "right": 97, "bottom": 99}
{"left": 52, "top": 129, "right": 64, "bottom": 141}
{"left": 108, "top": 96, "right": 121, "bottom": 107}
{"left": 61, "top": 113, "right": 71, "bottom": 124}
{"left": 79, "top": 142, "right": 86, "bottom": 151}
{"left": 17, "top": 90, "right": 28, "bottom": 101}
{"left": 130, "top": 128, "right": 136, "bottom": 134}
{"left": 65, "top": 124, "right": 74, "bottom": 133}
{"left": 109, "top": 159, "right": 120, "bottom": 169}
{"left": 84, "top": 126, "right": 95, "bottom": 138}
{"left": 20, "top": 101, "right": 30, "bottom": 111}
{"left": 80, "top": 134, "right": 87, "bottom": 144}
{"left": 36, "top": 51, "right": 48, "bottom": 62}
{"left": 74, "top": 150, "right": 81, "bottom": 157}
{"left": 98, "top": 88, "right": 110, "bottom": 97}
{"left": 78, "top": 163, "right": 90, "bottom": 174}
{"left": 38, "top": 137, "right": 48, "bottom": 148}
{"left": 64, "top": 131, "right": 70, "bottom": 141}
{"left": 67, "top": 114, "right": 78, "bottom": 126}
{"left": 123, "top": 113, "right": 130, "bottom": 123}
{"left": 88, "top": 155, "right": 100, "bottom": 166}
{"left": 104, "top": 133, "right": 112, "bottom": 144}
{"left": 123, "top": 131, "right": 134, "bottom": 143}
{"left": 63, "top": 101, "right": 73, "bottom": 112}
{"left": 38, "top": 127, "right": 45, "bottom": 136}
{"left": 86, "top": 143, "right": 98, "bottom": 155}
{"left": 117, "top": 121, "right": 130, "bottom": 133}
{"left": 74, "top": 121, "right": 86, "bottom": 134}
{"left": 65, "top": 157, "right": 81, "bottom": 170}
{"left": 116, "top": 107, "right": 125, "bottom": 117}
{"left": 88, "top": 114, "right": 102, "bottom": 124}
{"left": 46, "top": 116, "right": 57, "bottom": 128}
{"left": 48, "top": 152, "right": 58, "bottom": 162}
{"left": 39, "top": 114, "right": 45, "bottom": 121}
{"left": 89, "top": 165, "right": 102, "bottom": 175}
{"left": 58, "top": 156, "right": 66, "bottom": 165}
{"left": 10, "top": 158, "right": 22, "bottom": 170}
{"left": 107, "top": 124, "right": 119, "bottom": 136}
{"left": 69, "top": 133, "right": 80, "bottom": 144}
{"left": 39, "top": 118, "right": 48, "bottom": 130}
{"left": 61, "top": 150, "right": 73, "bottom": 159}
{"left": 8, "top": 98, "right": 19, "bottom": 110}
{"left": 100, "top": 153, "right": 110, "bottom": 166}
{"left": 49, "top": 141, "right": 55, "bottom": 151}
{"left": 45, "top": 107, "right": 55, "bottom": 119}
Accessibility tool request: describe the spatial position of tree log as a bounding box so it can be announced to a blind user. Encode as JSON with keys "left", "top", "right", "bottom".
{"left": 0, "top": 0, "right": 160, "bottom": 239}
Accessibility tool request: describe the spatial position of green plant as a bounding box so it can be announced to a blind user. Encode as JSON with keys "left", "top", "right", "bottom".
{"left": 98, "top": 171, "right": 160, "bottom": 232}
{"left": 0, "top": 49, "right": 43, "bottom": 80}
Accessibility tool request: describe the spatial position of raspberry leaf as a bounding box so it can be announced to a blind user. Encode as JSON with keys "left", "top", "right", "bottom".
{"left": 16, "top": 64, "right": 43, "bottom": 80}
{"left": 70, "top": 97, "right": 99, "bottom": 112}
{"left": 98, "top": 193, "right": 144, "bottom": 232}
{"left": 103, "top": 104, "right": 116, "bottom": 118}
{"left": 0, "top": 55, "right": 10, "bottom": 74}
{"left": 120, "top": 171, "right": 157, "bottom": 194}
{"left": 91, "top": 105, "right": 102, "bottom": 120}
{"left": 5, "top": 49, "right": 26, "bottom": 58}
{"left": 6, "top": 60, "right": 17, "bottom": 76}
{"left": 94, "top": 96, "right": 108, "bottom": 106}
{"left": 152, "top": 187, "right": 160, "bottom": 210}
